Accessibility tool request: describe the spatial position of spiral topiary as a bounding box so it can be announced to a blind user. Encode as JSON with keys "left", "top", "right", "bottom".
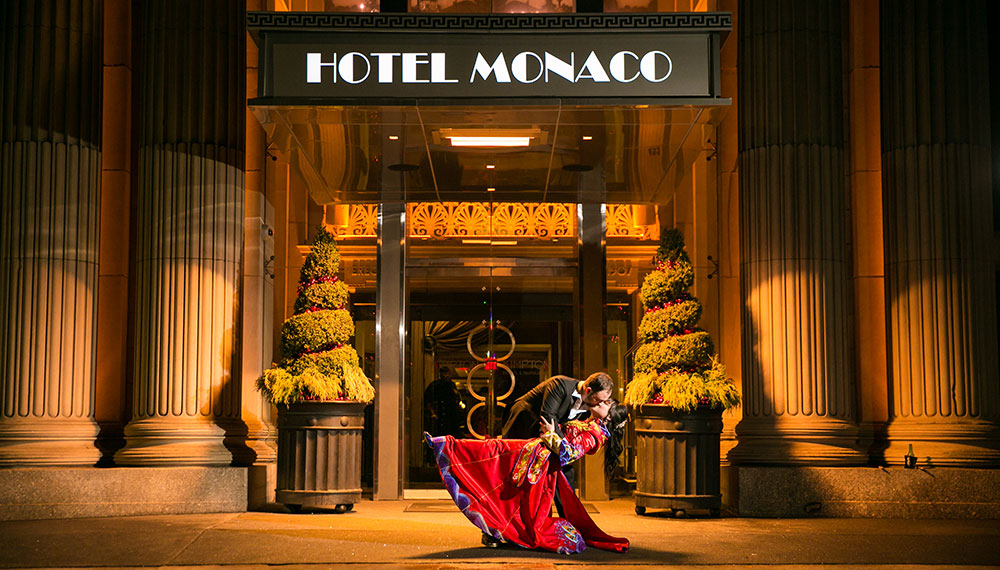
{"left": 257, "top": 228, "right": 375, "bottom": 405}
{"left": 624, "top": 229, "right": 740, "bottom": 412}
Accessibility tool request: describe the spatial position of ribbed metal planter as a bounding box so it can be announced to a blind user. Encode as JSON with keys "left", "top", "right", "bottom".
{"left": 276, "top": 401, "right": 365, "bottom": 513}
{"left": 633, "top": 404, "right": 723, "bottom": 517}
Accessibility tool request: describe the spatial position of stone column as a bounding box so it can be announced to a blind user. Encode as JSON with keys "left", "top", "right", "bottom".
{"left": 881, "top": 0, "right": 1000, "bottom": 466}
{"left": 0, "top": 0, "right": 103, "bottom": 466}
{"left": 115, "top": 0, "right": 246, "bottom": 466}
{"left": 731, "top": 0, "right": 866, "bottom": 465}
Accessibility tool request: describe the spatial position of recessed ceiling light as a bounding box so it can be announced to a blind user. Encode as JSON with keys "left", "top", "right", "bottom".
{"left": 437, "top": 128, "right": 543, "bottom": 148}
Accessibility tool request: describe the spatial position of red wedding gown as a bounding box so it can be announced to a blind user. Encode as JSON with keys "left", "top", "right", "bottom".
{"left": 424, "top": 419, "right": 630, "bottom": 554}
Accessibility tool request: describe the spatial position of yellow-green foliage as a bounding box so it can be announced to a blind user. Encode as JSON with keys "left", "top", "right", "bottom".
{"left": 655, "top": 228, "right": 689, "bottom": 264}
{"left": 300, "top": 229, "right": 341, "bottom": 282}
{"left": 257, "top": 228, "right": 375, "bottom": 404}
{"left": 624, "top": 358, "right": 739, "bottom": 411}
{"left": 638, "top": 299, "right": 702, "bottom": 342}
{"left": 635, "top": 331, "right": 714, "bottom": 373}
{"left": 640, "top": 261, "right": 695, "bottom": 307}
{"left": 257, "top": 353, "right": 375, "bottom": 405}
{"left": 294, "top": 280, "right": 350, "bottom": 314}
{"left": 628, "top": 228, "right": 740, "bottom": 410}
{"left": 286, "top": 345, "right": 360, "bottom": 376}
{"left": 279, "top": 309, "right": 355, "bottom": 359}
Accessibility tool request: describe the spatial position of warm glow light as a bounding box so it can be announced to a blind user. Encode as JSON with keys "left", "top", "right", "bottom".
{"left": 460, "top": 239, "right": 517, "bottom": 246}
{"left": 582, "top": 136, "right": 593, "bottom": 141}
{"left": 486, "top": 164, "right": 495, "bottom": 169}
{"left": 437, "top": 128, "right": 542, "bottom": 148}
{"left": 448, "top": 136, "right": 531, "bottom": 147}
{"left": 487, "top": 187, "right": 496, "bottom": 192}
{"left": 388, "top": 135, "right": 399, "bottom": 140}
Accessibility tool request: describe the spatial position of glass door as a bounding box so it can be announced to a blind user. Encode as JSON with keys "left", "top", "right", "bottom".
{"left": 402, "top": 201, "right": 578, "bottom": 489}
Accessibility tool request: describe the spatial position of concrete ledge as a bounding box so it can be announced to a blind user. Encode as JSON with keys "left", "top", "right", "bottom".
{"left": 734, "top": 466, "right": 1000, "bottom": 518}
{"left": 0, "top": 466, "right": 247, "bottom": 521}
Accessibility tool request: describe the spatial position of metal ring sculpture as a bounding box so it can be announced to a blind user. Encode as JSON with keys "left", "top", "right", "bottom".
{"left": 465, "top": 322, "right": 516, "bottom": 440}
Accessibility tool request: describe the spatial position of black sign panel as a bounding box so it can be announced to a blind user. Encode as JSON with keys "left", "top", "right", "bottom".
{"left": 249, "top": 12, "right": 729, "bottom": 104}
{"left": 266, "top": 33, "right": 711, "bottom": 99}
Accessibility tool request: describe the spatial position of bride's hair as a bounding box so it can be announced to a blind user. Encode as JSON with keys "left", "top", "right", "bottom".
{"left": 603, "top": 399, "right": 628, "bottom": 478}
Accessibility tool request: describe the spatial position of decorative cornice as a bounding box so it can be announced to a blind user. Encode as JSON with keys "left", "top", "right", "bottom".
{"left": 247, "top": 12, "right": 732, "bottom": 32}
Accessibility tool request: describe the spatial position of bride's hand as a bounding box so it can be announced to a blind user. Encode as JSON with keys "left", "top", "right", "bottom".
{"left": 540, "top": 417, "right": 555, "bottom": 434}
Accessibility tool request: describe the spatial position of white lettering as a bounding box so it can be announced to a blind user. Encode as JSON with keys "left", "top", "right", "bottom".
{"left": 544, "top": 52, "right": 574, "bottom": 83}
{"left": 403, "top": 53, "right": 429, "bottom": 83}
{"left": 609, "top": 51, "right": 640, "bottom": 83}
{"left": 511, "top": 52, "right": 543, "bottom": 84}
{"left": 470, "top": 53, "right": 511, "bottom": 83}
{"left": 306, "top": 53, "right": 336, "bottom": 83}
{"left": 575, "top": 51, "right": 611, "bottom": 83}
{"left": 339, "top": 52, "right": 371, "bottom": 84}
{"left": 430, "top": 53, "right": 458, "bottom": 83}
{"left": 640, "top": 50, "right": 672, "bottom": 83}
{"left": 370, "top": 53, "right": 400, "bottom": 83}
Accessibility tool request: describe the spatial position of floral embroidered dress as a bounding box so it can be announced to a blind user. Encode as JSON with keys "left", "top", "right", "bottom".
{"left": 424, "top": 419, "right": 630, "bottom": 554}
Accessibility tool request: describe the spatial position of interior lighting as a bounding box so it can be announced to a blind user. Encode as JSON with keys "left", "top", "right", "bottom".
{"left": 437, "top": 128, "right": 542, "bottom": 148}
{"left": 460, "top": 239, "right": 518, "bottom": 246}
{"left": 449, "top": 136, "right": 530, "bottom": 147}
{"left": 582, "top": 135, "right": 593, "bottom": 141}
{"left": 487, "top": 187, "right": 496, "bottom": 192}
{"left": 486, "top": 164, "right": 495, "bottom": 169}
{"left": 388, "top": 135, "right": 399, "bottom": 140}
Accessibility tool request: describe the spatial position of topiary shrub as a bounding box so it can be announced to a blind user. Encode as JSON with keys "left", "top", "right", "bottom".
{"left": 624, "top": 229, "right": 739, "bottom": 412}
{"left": 257, "top": 229, "right": 375, "bottom": 405}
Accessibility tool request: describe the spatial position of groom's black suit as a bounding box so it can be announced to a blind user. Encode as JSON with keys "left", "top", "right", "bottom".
{"left": 500, "top": 375, "right": 581, "bottom": 439}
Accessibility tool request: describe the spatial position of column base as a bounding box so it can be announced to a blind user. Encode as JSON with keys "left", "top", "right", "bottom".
{"left": 218, "top": 417, "right": 276, "bottom": 466}
{"left": 729, "top": 416, "right": 868, "bottom": 465}
{"left": 884, "top": 418, "right": 1000, "bottom": 467}
{"left": 115, "top": 417, "right": 232, "bottom": 466}
{"left": 0, "top": 417, "right": 101, "bottom": 467}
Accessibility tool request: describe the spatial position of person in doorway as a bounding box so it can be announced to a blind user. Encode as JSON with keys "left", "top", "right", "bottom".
{"left": 424, "top": 398, "right": 629, "bottom": 554}
{"left": 423, "top": 366, "right": 464, "bottom": 439}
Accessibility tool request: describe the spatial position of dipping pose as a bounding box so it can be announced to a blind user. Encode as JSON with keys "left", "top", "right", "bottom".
{"left": 424, "top": 398, "right": 629, "bottom": 554}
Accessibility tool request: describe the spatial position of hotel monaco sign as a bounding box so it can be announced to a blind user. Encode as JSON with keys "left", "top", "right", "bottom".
{"left": 249, "top": 12, "right": 729, "bottom": 103}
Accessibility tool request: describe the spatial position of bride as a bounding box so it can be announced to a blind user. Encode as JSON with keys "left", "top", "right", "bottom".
{"left": 424, "top": 397, "right": 629, "bottom": 554}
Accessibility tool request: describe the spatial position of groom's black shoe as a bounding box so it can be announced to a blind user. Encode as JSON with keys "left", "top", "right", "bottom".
{"left": 481, "top": 532, "right": 502, "bottom": 548}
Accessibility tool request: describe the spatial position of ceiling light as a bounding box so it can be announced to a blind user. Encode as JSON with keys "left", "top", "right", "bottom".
{"left": 485, "top": 164, "right": 495, "bottom": 169}
{"left": 487, "top": 187, "right": 495, "bottom": 192}
{"left": 388, "top": 135, "right": 399, "bottom": 140}
{"left": 449, "top": 136, "right": 530, "bottom": 147}
{"left": 436, "top": 128, "right": 544, "bottom": 148}
{"left": 582, "top": 136, "right": 593, "bottom": 141}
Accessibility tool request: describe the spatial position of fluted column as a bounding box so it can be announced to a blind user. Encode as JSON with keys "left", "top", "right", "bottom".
{"left": 731, "top": 0, "right": 866, "bottom": 465}
{"left": 115, "top": 0, "right": 246, "bottom": 466}
{"left": 881, "top": 0, "right": 1000, "bottom": 466}
{"left": 0, "top": 1, "right": 103, "bottom": 466}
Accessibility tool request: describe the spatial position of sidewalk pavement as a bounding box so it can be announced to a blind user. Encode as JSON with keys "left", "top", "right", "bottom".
{"left": 2, "top": 499, "right": 999, "bottom": 569}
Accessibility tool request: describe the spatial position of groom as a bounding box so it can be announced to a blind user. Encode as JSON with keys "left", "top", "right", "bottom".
{"left": 501, "top": 371, "right": 614, "bottom": 484}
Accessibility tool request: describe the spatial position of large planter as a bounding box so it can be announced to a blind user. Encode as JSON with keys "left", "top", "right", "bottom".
{"left": 632, "top": 404, "right": 723, "bottom": 517}
{"left": 276, "top": 400, "right": 366, "bottom": 513}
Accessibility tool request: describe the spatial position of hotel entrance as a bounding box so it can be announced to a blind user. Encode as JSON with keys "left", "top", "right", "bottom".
{"left": 249, "top": 12, "right": 730, "bottom": 500}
